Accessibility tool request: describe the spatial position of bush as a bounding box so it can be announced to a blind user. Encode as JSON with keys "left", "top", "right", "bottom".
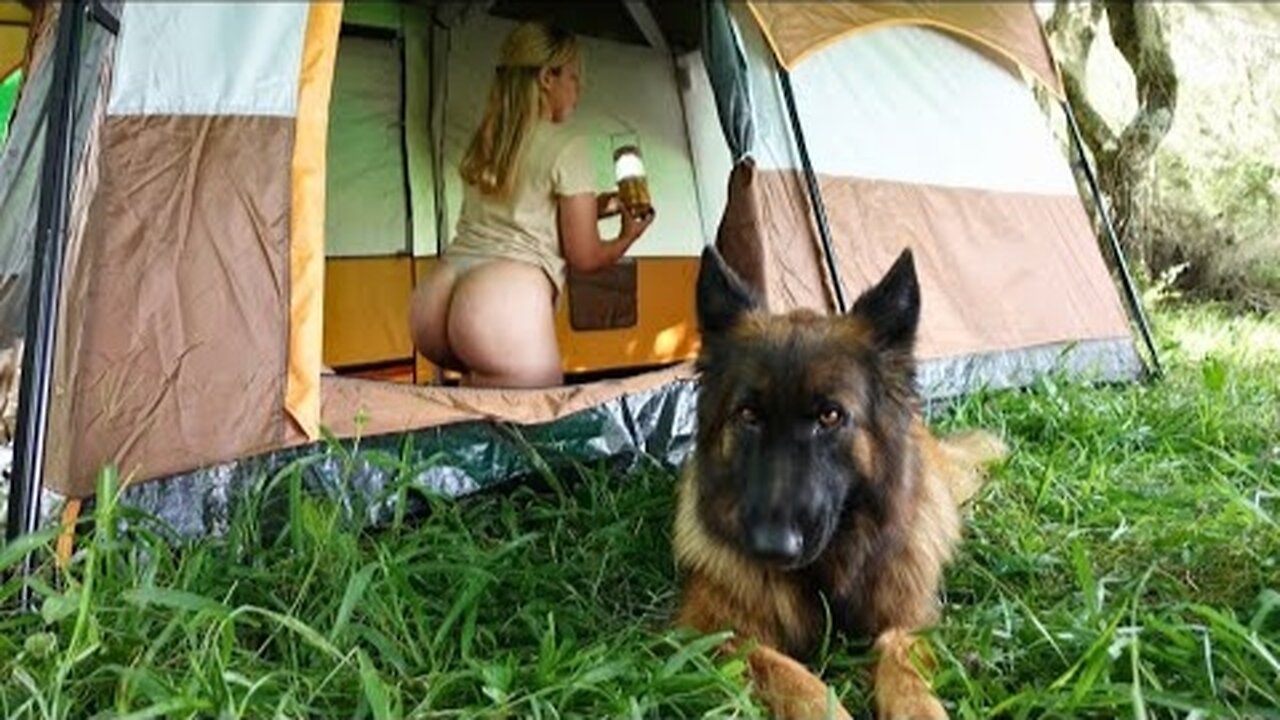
{"left": 1143, "top": 152, "right": 1280, "bottom": 312}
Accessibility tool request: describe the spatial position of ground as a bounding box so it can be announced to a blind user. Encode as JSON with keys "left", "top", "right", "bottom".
{"left": 1, "top": 304, "right": 1278, "bottom": 719}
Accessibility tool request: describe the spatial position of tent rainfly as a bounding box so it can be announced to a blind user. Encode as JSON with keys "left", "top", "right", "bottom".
{"left": 1, "top": 1, "right": 1154, "bottom": 545}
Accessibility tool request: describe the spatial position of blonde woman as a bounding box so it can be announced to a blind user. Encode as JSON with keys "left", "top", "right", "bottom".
{"left": 409, "top": 22, "right": 654, "bottom": 388}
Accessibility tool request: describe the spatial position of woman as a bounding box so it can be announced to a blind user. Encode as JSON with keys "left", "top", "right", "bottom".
{"left": 409, "top": 22, "right": 654, "bottom": 388}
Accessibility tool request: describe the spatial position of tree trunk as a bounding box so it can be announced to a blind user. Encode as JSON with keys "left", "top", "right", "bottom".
{"left": 1048, "top": 0, "right": 1179, "bottom": 270}
{"left": 1047, "top": 1, "right": 1116, "bottom": 166}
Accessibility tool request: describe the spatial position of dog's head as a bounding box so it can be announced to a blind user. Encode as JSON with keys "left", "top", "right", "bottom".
{"left": 692, "top": 245, "right": 921, "bottom": 570}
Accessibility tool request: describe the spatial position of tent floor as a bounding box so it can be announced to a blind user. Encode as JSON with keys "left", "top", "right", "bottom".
{"left": 332, "top": 358, "right": 684, "bottom": 388}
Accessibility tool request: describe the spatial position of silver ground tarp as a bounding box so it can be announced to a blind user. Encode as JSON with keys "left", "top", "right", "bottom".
{"left": 104, "top": 337, "right": 1143, "bottom": 540}
{"left": 919, "top": 337, "right": 1145, "bottom": 399}
{"left": 116, "top": 375, "right": 701, "bottom": 540}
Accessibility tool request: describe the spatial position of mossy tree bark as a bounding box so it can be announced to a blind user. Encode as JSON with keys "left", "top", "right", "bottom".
{"left": 1047, "top": 0, "right": 1179, "bottom": 270}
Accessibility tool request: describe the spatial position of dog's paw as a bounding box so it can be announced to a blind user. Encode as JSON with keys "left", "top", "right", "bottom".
{"left": 873, "top": 630, "right": 948, "bottom": 720}
{"left": 745, "top": 643, "right": 852, "bottom": 720}
{"left": 875, "top": 689, "right": 948, "bottom": 720}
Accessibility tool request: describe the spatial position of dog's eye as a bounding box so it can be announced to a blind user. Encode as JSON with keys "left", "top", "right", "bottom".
{"left": 737, "top": 405, "right": 760, "bottom": 426}
{"left": 817, "top": 407, "right": 844, "bottom": 429}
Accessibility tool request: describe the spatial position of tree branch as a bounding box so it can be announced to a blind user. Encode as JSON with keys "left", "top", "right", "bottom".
{"left": 1047, "top": 0, "right": 1118, "bottom": 166}
{"left": 1105, "top": 1, "right": 1178, "bottom": 167}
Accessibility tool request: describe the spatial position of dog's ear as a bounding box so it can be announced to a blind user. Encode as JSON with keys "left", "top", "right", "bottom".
{"left": 850, "top": 248, "right": 920, "bottom": 351}
{"left": 697, "top": 245, "right": 759, "bottom": 336}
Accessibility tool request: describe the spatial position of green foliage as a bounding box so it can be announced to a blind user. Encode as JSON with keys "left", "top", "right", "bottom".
{"left": 2, "top": 307, "right": 1277, "bottom": 718}
{"left": 0, "top": 456, "right": 759, "bottom": 718}
{"left": 1146, "top": 152, "right": 1280, "bottom": 311}
{"left": 1049, "top": 4, "right": 1280, "bottom": 311}
{"left": 0, "top": 70, "right": 22, "bottom": 148}
{"left": 1143, "top": 6, "right": 1280, "bottom": 310}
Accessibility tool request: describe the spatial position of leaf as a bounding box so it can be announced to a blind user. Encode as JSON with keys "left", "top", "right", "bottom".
{"left": 22, "top": 631, "right": 58, "bottom": 658}
{"left": 235, "top": 606, "right": 344, "bottom": 661}
{"left": 350, "top": 623, "right": 408, "bottom": 675}
{"left": 358, "top": 648, "right": 394, "bottom": 720}
{"left": 1201, "top": 356, "right": 1228, "bottom": 393}
{"left": 431, "top": 571, "right": 492, "bottom": 655}
{"left": 0, "top": 527, "right": 59, "bottom": 572}
{"left": 122, "top": 588, "right": 230, "bottom": 616}
{"left": 660, "top": 631, "right": 734, "bottom": 679}
{"left": 1250, "top": 589, "right": 1280, "bottom": 633}
{"left": 112, "top": 698, "right": 214, "bottom": 720}
{"left": 331, "top": 562, "right": 378, "bottom": 641}
{"left": 40, "top": 589, "right": 80, "bottom": 625}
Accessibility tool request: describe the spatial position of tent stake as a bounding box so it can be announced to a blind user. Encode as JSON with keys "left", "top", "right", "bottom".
{"left": 1061, "top": 100, "right": 1163, "bottom": 379}
{"left": 5, "top": 2, "right": 84, "bottom": 611}
{"left": 777, "top": 65, "right": 848, "bottom": 314}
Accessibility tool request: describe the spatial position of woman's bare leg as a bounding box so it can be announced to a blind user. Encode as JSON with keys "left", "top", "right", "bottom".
{"left": 446, "top": 260, "right": 562, "bottom": 388}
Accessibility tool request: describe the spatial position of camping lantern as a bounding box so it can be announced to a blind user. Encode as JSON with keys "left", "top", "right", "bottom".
{"left": 612, "top": 145, "right": 652, "bottom": 218}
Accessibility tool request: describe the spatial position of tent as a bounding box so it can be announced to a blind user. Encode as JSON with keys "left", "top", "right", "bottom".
{"left": 0, "top": 1, "right": 29, "bottom": 80}
{"left": 1, "top": 1, "right": 1153, "bottom": 542}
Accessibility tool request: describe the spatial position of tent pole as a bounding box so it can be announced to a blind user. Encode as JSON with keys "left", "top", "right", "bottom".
{"left": 5, "top": 1, "right": 84, "bottom": 611}
{"left": 87, "top": 0, "right": 118, "bottom": 35}
{"left": 1061, "top": 100, "right": 1163, "bottom": 378}
{"left": 623, "top": 1, "right": 670, "bottom": 54}
{"left": 396, "top": 15, "right": 417, "bottom": 385}
{"left": 776, "top": 65, "right": 848, "bottom": 314}
{"left": 427, "top": 12, "right": 451, "bottom": 386}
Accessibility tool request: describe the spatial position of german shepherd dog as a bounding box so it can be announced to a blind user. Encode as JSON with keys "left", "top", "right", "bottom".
{"left": 674, "top": 246, "right": 1006, "bottom": 719}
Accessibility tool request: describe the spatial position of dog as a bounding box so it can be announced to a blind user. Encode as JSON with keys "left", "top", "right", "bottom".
{"left": 673, "top": 245, "right": 1007, "bottom": 719}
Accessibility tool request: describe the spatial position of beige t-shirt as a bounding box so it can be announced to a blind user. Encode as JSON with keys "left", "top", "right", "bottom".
{"left": 445, "top": 121, "right": 598, "bottom": 293}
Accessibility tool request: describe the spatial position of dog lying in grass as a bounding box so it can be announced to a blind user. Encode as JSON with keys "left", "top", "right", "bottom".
{"left": 673, "top": 245, "right": 1006, "bottom": 719}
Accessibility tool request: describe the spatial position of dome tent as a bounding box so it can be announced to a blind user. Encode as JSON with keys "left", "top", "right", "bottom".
{"left": 0, "top": 1, "right": 1152, "bottom": 546}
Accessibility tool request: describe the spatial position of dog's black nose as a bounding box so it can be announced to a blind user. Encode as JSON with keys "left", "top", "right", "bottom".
{"left": 746, "top": 524, "right": 803, "bottom": 564}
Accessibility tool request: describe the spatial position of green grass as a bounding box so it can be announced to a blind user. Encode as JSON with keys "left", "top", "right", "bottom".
{"left": 2, "top": 304, "right": 1278, "bottom": 719}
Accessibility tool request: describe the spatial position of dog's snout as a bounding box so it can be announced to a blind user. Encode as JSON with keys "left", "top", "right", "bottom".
{"left": 746, "top": 524, "right": 803, "bottom": 564}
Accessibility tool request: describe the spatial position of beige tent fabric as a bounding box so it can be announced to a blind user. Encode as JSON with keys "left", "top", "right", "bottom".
{"left": 57, "top": 116, "right": 295, "bottom": 497}
{"left": 35, "top": 3, "right": 1120, "bottom": 500}
{"left": 817, "top": 176, "right": 1131, "bottom": 359}
{"left": 48, "top": 14, "right": 118, "bottom": 492}
{"left": 745, "top": 1, "right": 1064, "bottom": 98}
{"left": 716, "top": 160, "right": 831, "bottom": 314}
{"left": 321, "top": 363, "right": 697, "bottom": 439}
{"left": 717, "top": 161, "right": 1130, "bottom": 362}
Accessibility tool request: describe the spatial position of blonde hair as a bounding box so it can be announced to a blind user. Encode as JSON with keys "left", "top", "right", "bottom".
{"left": 460, "top": 22, "right": 580, "bottom": 197}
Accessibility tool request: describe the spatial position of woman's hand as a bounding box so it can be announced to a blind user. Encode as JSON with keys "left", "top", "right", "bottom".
{"left": 560, "top": 193, "right": 655, "bottom": 273}
{"left": 596, "top": 192, "right": 623, "bottom": 218}
{"left": 619, "top": 204, "right": 656, "bottom": 243}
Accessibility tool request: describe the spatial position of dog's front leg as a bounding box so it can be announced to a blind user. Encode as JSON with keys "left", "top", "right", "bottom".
{"left": 872, "top": 628, "right": 947, "bottom": 720}
{"left": 729, "top": 640, "right": 852, "bottom": 720}
{"left": 678, "top": 572, "right": 850, "bottom": 719}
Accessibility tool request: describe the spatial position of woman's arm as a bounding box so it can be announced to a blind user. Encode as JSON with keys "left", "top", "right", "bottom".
{"left": 559, "top": 193, "right": 655, "bottom": 273}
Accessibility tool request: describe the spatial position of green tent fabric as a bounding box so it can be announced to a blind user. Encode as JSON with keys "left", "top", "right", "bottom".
{"left": 701, "top": 1, "right": 752, "bottom": 162}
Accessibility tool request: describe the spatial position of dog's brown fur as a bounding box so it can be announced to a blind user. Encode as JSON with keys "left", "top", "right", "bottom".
{"left": 674, "top": 247, "right": 1006, "bottom": 719}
